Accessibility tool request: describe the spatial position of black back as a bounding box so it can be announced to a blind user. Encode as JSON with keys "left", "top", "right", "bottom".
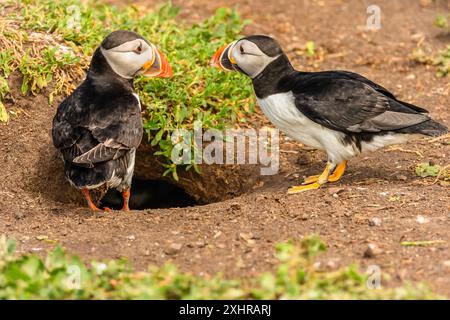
{"left": 52, "top": 41, "right": 144, "bottom": 188}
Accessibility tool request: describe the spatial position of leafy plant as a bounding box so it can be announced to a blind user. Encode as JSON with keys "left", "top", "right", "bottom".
{"left": 0, "top": 0, "right": 254, "bottom": 177}
{"left": 0, "top": 50, "right": 14, "bottom": 122}
{"left": 305, "top": 41, "right": 316, "bottom": 57}
{"left": 0, "top": 81, "right": 9, "bottom": 122}
{"left": 19, "top": 48, "right": 81, "bottom": 102}
{"left": 433, "top": 14, "right": 450, "bottom": 77}
{"left": 415, "top": 162, "right": 442, "bottom": 177}
{"left": 435, "top": 14, "right": 449, "bottom": 29}
{"left": 415, "top": 162, "right": 449, "bottom": 180}
{"left": 411, "top": 13, "right": 450, "bottom": 77}
{"left": 0, "top": 235, "right": 440, "bottom": 300}
{"left": 433, "top": 45, "right": 450, "bottom": 77}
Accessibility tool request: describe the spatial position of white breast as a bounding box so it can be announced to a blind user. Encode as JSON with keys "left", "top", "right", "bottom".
{"left": 257, "top": 92, "right": 358, "bottom": 163}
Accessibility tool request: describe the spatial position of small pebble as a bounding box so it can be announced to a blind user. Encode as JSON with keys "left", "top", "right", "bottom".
{"left": 328, "top": 187, "right": 345, "bottom": 195}
{"left": 196, "top": 241, "right": 206, "bottom": 248}
{"left": 416, "top": 215, "right": 430, "bottom": 224}
{"left": 364, "top": 243, "right": 383, "bottom": 258}
{"left": 14, "top": 212, "right": 25, "bottom": 220}
{"left": 165, "top": 243, "right": 183, "bottom": 255}
{"left": 369, "top": 217, "right": 382, "bottom": 227}
{"left": 239, "top": 232, "right": 256, "bottom": 245}
{"left": 187, "top": 240, "right": 206, "bottom": 248}
{"left": 230, "top": 203, "right": 241, "bottom": 211}
{"left": 296, "top": 154, "right": 311, "bottom": 165}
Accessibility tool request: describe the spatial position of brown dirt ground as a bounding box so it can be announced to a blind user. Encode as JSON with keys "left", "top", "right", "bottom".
{"left": 1, "top": 0, "right": 450, "bottom": 296}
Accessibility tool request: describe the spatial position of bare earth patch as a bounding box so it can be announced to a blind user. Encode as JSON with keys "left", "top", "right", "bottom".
{"left": 1, "top": 0, "right": 449, "bottom": 296}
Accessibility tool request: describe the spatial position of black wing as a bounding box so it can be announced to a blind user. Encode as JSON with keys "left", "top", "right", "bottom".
{"left": 287, "top": 72, "right": 430, "bottom": 133}
{"left": 52, "top": 86, "right": 143, "bottom": 168}
{"left": 324, "top": 70, "right": 429, "bottom": 114}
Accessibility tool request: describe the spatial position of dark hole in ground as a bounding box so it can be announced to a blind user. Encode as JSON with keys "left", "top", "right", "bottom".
{"left": 99, "top": 178, "right": 197, "bottom": 210}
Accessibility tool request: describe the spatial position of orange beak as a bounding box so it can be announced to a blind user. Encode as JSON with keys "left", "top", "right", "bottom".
{"left": 143, "top": 47, "right": 173, "bottom": 78}
{"left": 210, "top": 41, "right": 237, "bottom": 71}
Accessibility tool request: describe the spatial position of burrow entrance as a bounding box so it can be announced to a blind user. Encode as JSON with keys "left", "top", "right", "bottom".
{"left": 99, "top": 178, "right": 198, "bottom": 210}
{"left": 41, "top": 143, "right": 265, "bottom": 210}
{"left": 93, "top": 139, "right": 271, "bottom": 210}
{"left": 118, "top": 144, "right": 266, "bottom": 209}
{"left": 40, "top": 139, "right": 269, "bottom": 210}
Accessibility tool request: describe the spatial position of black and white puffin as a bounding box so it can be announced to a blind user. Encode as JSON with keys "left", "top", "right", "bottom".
{"left": 52, "top": 30, "right": 172, "bottom": 211}
{"left": 211, "top": 35, "right": 448, "bottom": 194}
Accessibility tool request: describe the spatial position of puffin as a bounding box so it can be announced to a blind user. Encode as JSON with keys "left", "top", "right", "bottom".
{"left": 211, "top": 35, "right": 448, "bottom": 194}
{"left": 52, "top": 30, "right": 172, "bottom": 211}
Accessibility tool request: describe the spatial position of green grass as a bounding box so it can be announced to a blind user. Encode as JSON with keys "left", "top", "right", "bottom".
{"left": 429, "top": 14, "right": 450, "bottom": 78}
{"left": 0, "top": 0, "right": 254, "bottom": 178}
{"left": 0, "top": 49, "right": 13, "bottom": 122}
{"left": 415, "top": 162, "right": 450, "bottom": 187}
{"left": 432, "top": 13, "right": 449, "bottom": 77}
{"left": 412, "top": 45, "right": 450, "bottom": 78}
{"left": 411, "top": 13, "right": 450, "bottom": 77}
{"left": 0, "top": 76, "right": 9, "bottom": 122}
{"left": 415, "top": 162, "right": 449, "bottom": 179}
{"left": 435, "top": 14, "right": 449, "bottom": 30}
{"left": 434, "top": 45, "right": 450, "bottom": 77}
{"left": 0, "top": 235, "right": 440, "bottom": 299}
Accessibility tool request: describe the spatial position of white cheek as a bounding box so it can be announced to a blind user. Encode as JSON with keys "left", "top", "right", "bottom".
{"left": 233, "top": 52, "right": 249, "bottom": 71}
{"left": 102, "top": 48, "right": 152, "bottom": 78}
{"left": 113, "top": 50, "right": 150, "bottom": 71}
{"left": 234, "top": 54, "right": 259, "bottom": 77}
{"left": 237, "top": 54, "right": 279, "bottom": 78}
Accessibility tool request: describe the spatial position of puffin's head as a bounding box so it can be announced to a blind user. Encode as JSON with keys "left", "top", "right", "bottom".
{"left": 210, "top": 35, "right": 283, "bottom": 78}
{"left": 100, "top": 30, "right": 172, "bottom": 79}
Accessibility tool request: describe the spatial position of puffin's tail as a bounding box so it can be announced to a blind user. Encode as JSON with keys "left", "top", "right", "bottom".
{"left": 403, "top": 119, "right": 448, "bottom": 137}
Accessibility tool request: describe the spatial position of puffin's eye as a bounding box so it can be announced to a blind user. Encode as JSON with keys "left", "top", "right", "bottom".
{"left": 134, "top": 43, "right": 143, "bottom": 54}
{"left": 239, "top": 45, "right": 245, "bottom": 54}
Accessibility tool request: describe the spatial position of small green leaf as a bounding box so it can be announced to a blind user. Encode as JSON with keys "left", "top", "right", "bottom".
{"left": 305, "top": 41, "right": 315, "bottom": 57}
{"left": 435, "top": 15, "right": 449, "bottom": 29}
{"left": 150, "top": 129, "right": 164, "bottom": 147}
{"left": 21, "top": 81, "right": 29, "bottom": 95}
{"left": 0, "top": 100, "right": 8, "bottom": 122}
{"left": 415, "top": 162, "right": 442, "bottom": 178}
